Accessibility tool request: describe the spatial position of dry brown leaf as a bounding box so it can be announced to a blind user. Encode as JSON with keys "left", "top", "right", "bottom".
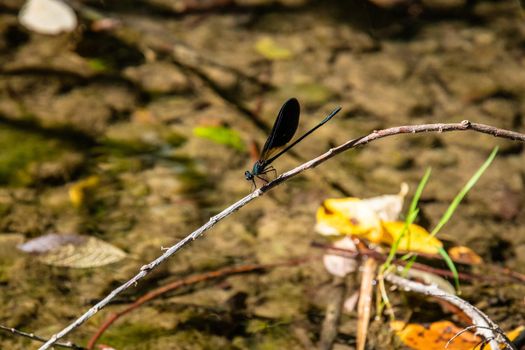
{"left": 18, "top": 233, "right": 126, "bottom": 268}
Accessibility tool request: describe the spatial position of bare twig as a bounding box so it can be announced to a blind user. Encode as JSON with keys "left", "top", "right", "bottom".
{"left": 0, "top": 325, "right": 84, "bottom": 349}
{"left": 38, "top": 121, "right": 525, "bottom": 349}
{"left": 385, "top": 273, "right": 517, "bottom": 350}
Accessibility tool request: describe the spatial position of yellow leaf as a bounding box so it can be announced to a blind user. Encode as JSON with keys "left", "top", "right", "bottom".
{"left": 69, "top": 175, "right": 100, "bottom": 207}
{"left": 502, "top": 325, "right": 524, "bottom": 345}
{"left": 382, "top": 221, "right": 443, "bottom": 254}
{"left": 315, "top": 197, "right": 384, "bottom": 242}
{"left": 360, "top": 183, "right": 408, "bottom": 221}
{"left": 315, "top": 185, "right": 408, "bottom": 242}
{"left": 254, "top": 37, "right": 293, "bottom": 60}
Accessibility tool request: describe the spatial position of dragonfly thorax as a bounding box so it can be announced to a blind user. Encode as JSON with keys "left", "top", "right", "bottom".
{"left": 252, "top": 161, "right": 265, "bottom": 175}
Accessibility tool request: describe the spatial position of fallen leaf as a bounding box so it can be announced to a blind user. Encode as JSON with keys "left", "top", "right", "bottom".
{"left": 18, "top": 233, "right": 126, "bottom": 268}
{"left": 254, "top": 37, "right": 293, "bottom": 60}
{"left": 391, "top": 320, "right": 480, "bottom": 350}
{"left": 448, "top": 246, "right": 483, "bottom": 265}
{"left": 323, "top": 237, "right": 358, "bottom": 277}
{"left": 69, "top": 175, "right": 100, "bottom": 208}
{"left": 316, "top": 197, "right": 383, "bottom": 241}
{"left": 382, "top": 221, "right": 443, "bottom": 254}
{"left": 315, "top": 184, "right": 408, "bottom": 242}
{"left": 360, "top": 183, "right": 408, "bottom": 221}
{"left": 391, "top": 320, "right": 524, "bottom": 350}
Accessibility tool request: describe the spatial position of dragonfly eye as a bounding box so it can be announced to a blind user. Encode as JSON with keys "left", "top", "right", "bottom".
{"left": 245, "top": 171, "right": 253, "bottom": 181}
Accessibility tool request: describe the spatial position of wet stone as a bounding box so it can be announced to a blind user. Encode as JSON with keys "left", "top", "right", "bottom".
{"left": 124, "top": 62, "right": 191, "bottom": 94}
{"left": 481, "top": 98, "right": 518, "bottom": 123}
{"left": 5, "top": 35, "right": 96, "bottom": 78}
{"left": 440, "top": 69, "right": 499, "bottom": 102}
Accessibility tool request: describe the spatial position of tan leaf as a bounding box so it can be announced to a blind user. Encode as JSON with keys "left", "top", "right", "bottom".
{"left": 18, "top": 233, "right": 126, "bottom": 268}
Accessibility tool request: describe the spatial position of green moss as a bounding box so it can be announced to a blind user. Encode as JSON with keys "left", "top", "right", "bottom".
{"left": 0, "top": 128, "right": 72, "bottom": 186}
{"left": 99, "top": 323, "right": 233, "bottom": 349}
{"left": 102, "top": 123, "right": 186, "bottom": 155}
{"left": 87, "top": 58, "right": 111, "bottom": 72}
{"left": 98, "top": 323, "right": 170, "bottom": 348}
{"left": 238, "top": 321, "right": 299, "bottom": 350}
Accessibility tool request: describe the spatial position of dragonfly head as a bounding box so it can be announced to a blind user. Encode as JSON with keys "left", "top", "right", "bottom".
{"left": 245, "top": 161, "right": 265, "bottom": 181}
{"left": 244, "top": 170, "right": 254, "bottom": 181}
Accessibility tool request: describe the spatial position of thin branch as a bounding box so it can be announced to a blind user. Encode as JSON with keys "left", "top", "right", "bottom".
{"left": 0, "top": 325, "right": 84, "bottom": 349}
{"left": 385, "top": 273, "right": 517, "bottom": 350}
{"left": 38, "top": 121, "right": 525, "bottom": 349}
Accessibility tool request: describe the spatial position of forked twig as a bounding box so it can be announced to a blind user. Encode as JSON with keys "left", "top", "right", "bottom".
{"left": 38, "top": 121, "right": 525, "bottom": 349}
{"left": 385, "top": 273, "right": 517, "bottom": 350}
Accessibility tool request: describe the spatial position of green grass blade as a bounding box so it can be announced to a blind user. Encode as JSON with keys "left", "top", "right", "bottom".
{"left": 409, "top": 168, "right": 432, "bottom": 216}
{"left": 438, "top": 247, "right": 460, "bottom": 291}
{"left": 430, "top": 147, "right": 498, "bottom": 237}
{"left": 429, "top": 147, "right": 498, "bottom": 291}
{"left": 381, "top": 168, "right": 431, "bottom": 272}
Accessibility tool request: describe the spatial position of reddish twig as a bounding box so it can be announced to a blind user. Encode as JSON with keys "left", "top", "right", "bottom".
{"left": 310, "top": 241, "right": 507, "bottom": 283}
{"left": 87, "top": 258, "right": 309, "bottom": 349}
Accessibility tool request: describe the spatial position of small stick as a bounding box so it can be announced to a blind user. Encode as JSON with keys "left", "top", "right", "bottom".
{"left": 356, "top": 258, "right": 378, "bottom": 350}
{"left": 0, "top": 325, "right": 84, "bottom": 349}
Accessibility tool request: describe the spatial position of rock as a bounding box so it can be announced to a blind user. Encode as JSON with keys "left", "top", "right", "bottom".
{"left": 124, "top": 62, "right": 191, "bottom": 94}
{"left": 481, "top": 98, "right": 518, "bottom": 124}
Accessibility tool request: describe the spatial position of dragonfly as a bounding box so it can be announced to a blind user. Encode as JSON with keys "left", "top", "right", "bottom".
{"left": 245, "top": 97, "right": 342, "bottom": 187}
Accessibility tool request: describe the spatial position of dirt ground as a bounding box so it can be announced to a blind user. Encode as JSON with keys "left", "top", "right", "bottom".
{"left": 0, "top": 0, "right": 524, "bottom": 349}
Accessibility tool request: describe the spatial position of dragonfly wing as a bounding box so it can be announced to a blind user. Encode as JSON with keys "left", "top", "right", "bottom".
{"left": 260, "top": 98, "right": 300, "bottom": 161}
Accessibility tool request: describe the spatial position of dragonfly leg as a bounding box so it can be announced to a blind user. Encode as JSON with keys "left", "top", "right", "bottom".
{"left": 261, "top": 166, "right": 277, "bottom": 179}
{"left": 256, "top": 175, "right": 270, "bottom": 183}
{"left": 254, "top": 166, "right": 277, "bottom": 185}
